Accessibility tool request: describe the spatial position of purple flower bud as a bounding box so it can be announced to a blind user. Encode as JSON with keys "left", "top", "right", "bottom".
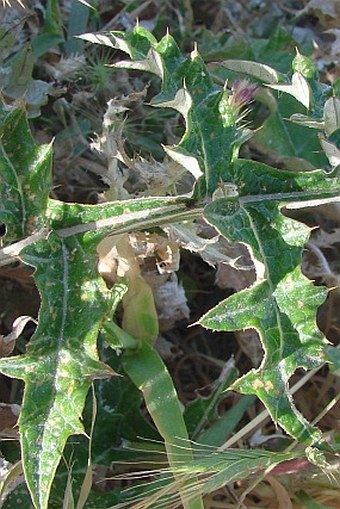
{"left": 230, "top": 79, "right": 259, "bottom": 114}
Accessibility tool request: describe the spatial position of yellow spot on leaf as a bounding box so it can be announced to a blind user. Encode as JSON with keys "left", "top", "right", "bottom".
{"left": 252, "top": 379, "right": 264, "bottom": 390}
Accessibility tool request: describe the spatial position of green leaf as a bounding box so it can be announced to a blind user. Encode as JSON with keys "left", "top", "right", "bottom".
{"left": 84, "top": 25, "right": 243, "bottom": 196}
{"left": 296, "top": 490, "right": 333, "bottom": 509}
{"left": 1, "top": 51, "right": 54, "bottom": 118}
{"left": 0, "top": 103, "right": 204, "bottom": 509}
{"left": 292, "top": 51, "right": 317, "bottom": 80}
{"left": 23, "top": 80, "right": 55, "bottom": 119}
{"left": 65, "top": 0, "right": 91, "bottom": 55}
{"left": 268, "top": 72, "right": 311, "bottom": 109}
{"left": 1, "top": 25, "right": 339, "bottom": 509}
{"left": 45, "top": 194, "right": 201, "bottom": 235}
{"left": 199, "top": 159, "right": 339, "bottom": 444}
{"left": 198, "top": 395, "right": 255, "bottom": 447}
{"left": 324, "top": 97, "right": 340, "bottom": 137}
{"left": 121, "top": 340, "right": 204, "bottom": 509}
{"left": 2, "top": 484, "right": 33, "bottom": 509}
{"left": 4, "top": 45, "right": 34, "bottom": 99}
{"left": 220, "top": 59, "right": 283, "bottom": 83}
{"left": 0, "top": 188, "right": 202, "bottom": 509}
{"left": 79, "top": 25, "right": 156, "bottom": 60}
{"left": 32, "top": 0, "right": 64, "bottom": 57}
{"left": 0, "top": 231, "right": 118, "bottom": 509}
{"left": 185, "top": 448, "right": 299, "bottom": 498}
{"left": 91, "top": 346, "right": 161, "bottom": 450}
{"left": 253, "top": 91, "right": 327, "bottom": 169}
{"left": 184, "top": 359, "right": 238, "bottom": 438}
{"left": 0, "top": 27, "right": 16, "bottom": 65}
{"left": 318, "top": 135, "right": 340, "bottom": 168}
{"left": 0, "top": 104, "right": 52, "bottom": 244}
{"left": 78, "top": 26, "right": 340, "bottom": 450}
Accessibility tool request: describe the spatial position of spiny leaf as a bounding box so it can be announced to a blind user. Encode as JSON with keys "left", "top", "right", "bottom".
{"left": 199, "top": 159, "right": 339, "bottom": 444}
{"left": 0, "top": 104, "right": 52, "bottom": 244}
{"left": 79, "top": 26, "right": 340, "bottom": 445}
{"left": 80, "top": 25, "right": 156, "bottom": 60}
{"left": 0, "top": 103, "right": 203, "bottom": 508}
{"left": 253, "top": 90, "right": 326, "bottom": 170}
{"left": 0, "top": 231, "right": 118, "bottom": 509}
{"left": 45, "top": 195, "right": 201, "bottom": 236}
{"left": 0, "top": 188, "right": 202, "bottom": 509}
{"left": 85, "top": 25, "right": 245, "bottom": 195}
{"left": 221, "top": 59, "right": 283, "bottom": 83}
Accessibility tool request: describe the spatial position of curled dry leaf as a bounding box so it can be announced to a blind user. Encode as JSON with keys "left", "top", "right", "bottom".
{"left": 98, "top": 233, "right": 158, "bottom": 342}
{"left": 215, "top": 255, "right": 255, "bottom": 292}
{"left": 235, "top": 329, "right": 263, "bottom": 367}
{"left": 164, "top": 221, "right": 251, "bottom": 269}
{"left": 129, "top": 231, "right": 180, "bottom": 277}
{"left": 92, "top": 93, "right": 146, "bottom": 200}
{"left": 97, "top": 235, "right": 121, "bottom": 286}
{"left": 127, "top": 233, "right": 187, "bottom": 332}
{"left": 97, "top": 231, "right": 188, "bottom": 333}
{"left": 131, "top": 156, "right": 188, "bottom": 197}
{"left": 97, "top": 231, "right": 180, "bottom": 285}
{"left": 0, "top": 315, "right": 36, "bottom": 357}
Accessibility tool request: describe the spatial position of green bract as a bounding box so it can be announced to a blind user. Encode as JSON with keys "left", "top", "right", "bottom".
{"left": 292, "top": 51, "right": 317, "bottom": 80}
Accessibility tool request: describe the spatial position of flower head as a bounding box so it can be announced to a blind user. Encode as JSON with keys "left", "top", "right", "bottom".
{"left": 229, "top": 79, "right": 259, "bottom": 118}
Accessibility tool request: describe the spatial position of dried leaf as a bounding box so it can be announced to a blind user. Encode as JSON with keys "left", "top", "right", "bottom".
{"left": 266, "top": 475, "right": 294, "bottom": 509}
{"left": 98, "top": 233, "right": 159, "bottom": 342}
{"left": 129, "top": 231, "right": 180, "bottom": 276}
{"left": 0, "top": 315, "right": 36, "bottom": 357}
{"left": 155, "top": 273, "right": 190, "bottom": 331}
{"left": 164, "top": 222, "right": 250, "bottom": 269}
{"left": 215, "top": 255, "right": 255, "bottom": 291}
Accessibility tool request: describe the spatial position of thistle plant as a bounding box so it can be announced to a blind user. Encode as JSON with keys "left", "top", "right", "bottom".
{"left": 0, "top": 23, "right": 339, "bottom": 509}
